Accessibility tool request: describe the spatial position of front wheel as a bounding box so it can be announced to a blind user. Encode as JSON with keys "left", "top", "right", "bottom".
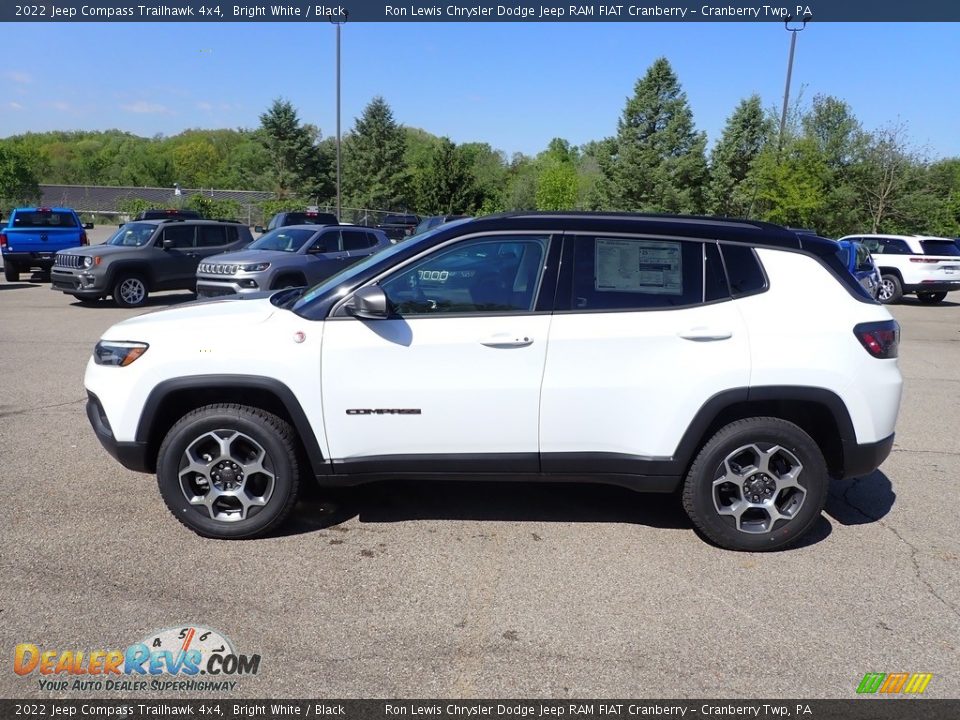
{"left": 917, "top": 291, "right": 947, "bottom": 305}
{"left": 682, "top": 418, "right": 828, "bottom": 551}
{"left": 156, "top": 404, "right": 301, "bottom": 539}
{"left": 113, "top": 274, "right": 148, "bottom": 307}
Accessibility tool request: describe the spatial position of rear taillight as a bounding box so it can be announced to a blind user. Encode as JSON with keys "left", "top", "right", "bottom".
{"left": 854, "top": 320, "right": 899, "bottom": 359}
{"left": 0, "top": 233, "right": 7, "bottom": 248}
{"left": 80, "top": 230, "right": 89, "bottom": 246}
{"left": 909, "top": 258, "right": 938, "bottom": 263}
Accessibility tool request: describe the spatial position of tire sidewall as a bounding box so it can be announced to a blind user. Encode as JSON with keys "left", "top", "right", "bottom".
{"left": 157, "top": 408, "right": 297, "bottom": 539}
{"left": 685, "top": 420, "right": 828, "bottom": 552}
{"left": 879, "top": 274, "right": 902, "bottom": 304}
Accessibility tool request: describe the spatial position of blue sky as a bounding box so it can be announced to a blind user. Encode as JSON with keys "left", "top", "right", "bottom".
{"left": 1, "top": 22, "right": 958, "bottom": 159}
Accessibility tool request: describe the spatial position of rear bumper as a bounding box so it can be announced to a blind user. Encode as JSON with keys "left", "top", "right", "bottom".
{"left": 841, "top": 433, "right": 895, "bottom": 479}
{"left": 86, "top": 392, "right": 152, "bottom": 472}
{"left": 2, "top": 251, "right": 56, "bottom": 269}
{"left": 904, "top": 280, "right": 960, "bottom": 293}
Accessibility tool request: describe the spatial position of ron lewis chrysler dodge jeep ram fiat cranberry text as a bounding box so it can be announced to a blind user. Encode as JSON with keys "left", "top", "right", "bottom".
{"left": 84, "top": 213, "right": 902, "bottom": 551}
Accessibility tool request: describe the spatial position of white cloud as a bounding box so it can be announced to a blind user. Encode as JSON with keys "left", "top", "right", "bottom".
{"left": 4, "top": 70, "right": 32, "bottom": 84}
{"left": 196, "top": 101, "right": 214, "bottom": 111}
{"left": 121, "top": 101, "right": 172, "bottom": 114}
{"left": 8, "top": 101, "right": 24, "bottom": 110}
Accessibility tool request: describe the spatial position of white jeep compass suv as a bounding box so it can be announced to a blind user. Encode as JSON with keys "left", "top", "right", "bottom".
{"left": 85, "top": 214, "right": 902, "bottom": 551}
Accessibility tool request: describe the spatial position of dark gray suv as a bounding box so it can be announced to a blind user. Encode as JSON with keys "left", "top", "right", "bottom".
{"left": 196, "top": 224, "right": 390, "bottom": 299}
{"left": 51, "top": 219, "right": 253, "bottom": 307}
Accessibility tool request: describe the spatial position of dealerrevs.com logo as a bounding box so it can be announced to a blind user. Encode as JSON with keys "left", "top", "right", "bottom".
{"left": 14, "top": 626, "right": 260, "bottom": 693}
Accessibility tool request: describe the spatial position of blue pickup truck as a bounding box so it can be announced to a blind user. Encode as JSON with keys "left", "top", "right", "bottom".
{"left": 1, "top": 207, "right": 91, "bottom": 282}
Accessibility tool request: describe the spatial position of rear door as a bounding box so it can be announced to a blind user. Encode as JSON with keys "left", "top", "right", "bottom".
{"left": 539, "top": 234, "right": 752, "bottom": 473}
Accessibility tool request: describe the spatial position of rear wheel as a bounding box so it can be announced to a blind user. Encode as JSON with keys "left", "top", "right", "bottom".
{"left": 113, "top": 274, "right": 148, "bottom": 307}
{"left": 877, "top": 274, "right": 902, "bottom": 304}
{"left": 156, "top": 404, "right": 301, "bottom": 539}
{"left": 682, "top": 418, "right": 828, "bottom": 551}
{"left": 3, "top": 262, "right": 19, "bottom": 282}
{"left": 917, "top": 291, "right": 947, "bottom": 305}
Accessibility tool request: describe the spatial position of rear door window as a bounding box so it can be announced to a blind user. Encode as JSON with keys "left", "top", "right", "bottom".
{"left": 196, "top": 225, "right": 228, "bottom": 248}
{"left": 341, "top": 230, "right": 374, "bottom": 251}
{"left": 719, "top": 244, "right": 767, "bottom": 297}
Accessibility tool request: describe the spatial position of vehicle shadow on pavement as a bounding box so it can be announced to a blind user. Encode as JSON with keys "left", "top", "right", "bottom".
{"left": 69, "top": 293, "right": 195, "bottom": 309}
{"left": 0, "top": 283, "right": 39, "bottom": 290}
{"left": 897, "top": 298, "right": 960, "bottom": 308}
{"left": 281, "top": 480, "right": 692, "bottom": 536}
{"left": 824, "top": 470, "right": 895, "bottom": 525}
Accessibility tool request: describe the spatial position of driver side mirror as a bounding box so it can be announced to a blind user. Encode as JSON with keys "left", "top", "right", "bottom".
{"left": 83, "top": 222, "right": 94, "bottom": 230}
{"left": 344, "top": 285, "right": 390, "bottom": 320}
{"left": 254, "top": 225, "right": 265, "bottom": 234}
{"left": 162, "top": 238, "right": 174, "bottom": 250}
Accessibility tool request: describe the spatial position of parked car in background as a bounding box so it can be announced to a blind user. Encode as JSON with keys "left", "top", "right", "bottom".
{"left": 133, "top": 208, "right": 203, "bottom": 221}
{"left": 837, "top": 239, "right": 881, "bottom": 298}
{"left": 85, "top": 213, "right": 902, "bottom": 550}
{"left": 1, "top": 207, "right": 91, "bottom": 282}
{"left": 377, "top": 213, "right": 420, "bottom": 242}
{"left": 51, "top": 219, "right": 253, "bottom": 307}
{"left": 255, "top": 208, "right": 338, "bottom": 234}
{"left": 411, "top": 215, "right": 471, "bottom": 236}
{"left": 841, "top": 234, "right": 960, "bottom": 304}
{"left": 196, "top": 225, "right": 390, "bottom": 299}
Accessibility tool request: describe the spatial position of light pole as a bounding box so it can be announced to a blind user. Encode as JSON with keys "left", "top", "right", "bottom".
{"left": 779, "top": 12, "right": 812, "bottom": 148}
{"left": 331, "top": 11, "right": 348, "bottom": 222}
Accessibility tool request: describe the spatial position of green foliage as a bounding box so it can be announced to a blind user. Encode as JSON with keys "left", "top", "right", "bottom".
{"left": 0, "top": 144, "right": 40, "bottom": 206}
{"left": 597, "top": 57, "right": 708, "bottom": 213}
{"left": 708, "top": 95, "right": 772, "bottom": 217}
{"left": 116, "top": 198, "right": 155, "bottom": 218}
{"left": 415, "top": 138, "right": 477, "bottom": 214}
{"left": 749, "top": 139, "right": 828, "bottom": 228}
{"left": 258, "top": 99, "right": 331, "bottom": 199}
{"left": 184, "top": 194, "right": 241, "bottom": 221}
{"left": 258, "top": 198, "right": 309, "bottom": 220}
{"left": 342, "top": 97, "right": 408, "bottom": 210}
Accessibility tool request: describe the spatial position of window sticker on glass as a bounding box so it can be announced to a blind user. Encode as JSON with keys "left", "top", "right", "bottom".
{"left": 595, "top": 238, "right": 683, "bottom": 295}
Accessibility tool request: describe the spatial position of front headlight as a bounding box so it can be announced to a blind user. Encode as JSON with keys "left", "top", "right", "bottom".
{"left": 83, "top": 256, "right": 94, "bottom": 268}
{"left": 239, "top": 262, "right": 271, "bottom": 272}
{"left": 93, "top": 341, "right": 149, "bottom": 367}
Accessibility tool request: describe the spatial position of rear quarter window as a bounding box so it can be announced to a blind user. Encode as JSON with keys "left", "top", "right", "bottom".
{"left": 920, "top": 240, "right": 960, "bottom": 257}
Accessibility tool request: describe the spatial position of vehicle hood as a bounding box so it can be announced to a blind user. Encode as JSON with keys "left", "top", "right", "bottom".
{"left": 101, "top": 297, "right": 277, "bottom": 340}
{"left": 203, "top": 249, "right": 297, "bottom": 264}
{"left": 57, "top": 244, "right": 146, "bottom": 258}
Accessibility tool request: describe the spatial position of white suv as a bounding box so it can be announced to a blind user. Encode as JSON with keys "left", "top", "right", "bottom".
{"left": 839, "top": 234, "right": 960, "bottom": 304}
{"left": 84, "top": 214, "right": 903, "bottom": 551}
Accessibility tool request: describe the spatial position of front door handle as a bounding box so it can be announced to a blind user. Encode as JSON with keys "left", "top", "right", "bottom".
{"left": 480, "top": 334, "right": 534, "bottom": 348}
{"left": 678, "top": 327, "right": 733, "bottom": 342}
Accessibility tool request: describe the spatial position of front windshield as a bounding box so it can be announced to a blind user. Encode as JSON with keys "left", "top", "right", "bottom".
{"left": 249, "top": 227, "right": 318, "bottom": 253}
{"left": 291, "top": 217, "right": 473, "bottom": 312}
{"left": 106, "top": 223, "right": 156, "bottom": 247}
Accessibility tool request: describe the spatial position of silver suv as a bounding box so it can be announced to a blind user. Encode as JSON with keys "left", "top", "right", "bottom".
{"left": 196, "top": 225, "right": 390, "bottom": 298}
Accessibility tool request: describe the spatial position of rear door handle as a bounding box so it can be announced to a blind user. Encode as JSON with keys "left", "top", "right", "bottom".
{"left": 678, "top": 327, "right": 733, "bottom": 341}
{"left": 480, "top": 334, "right": 534, "bottom": 348}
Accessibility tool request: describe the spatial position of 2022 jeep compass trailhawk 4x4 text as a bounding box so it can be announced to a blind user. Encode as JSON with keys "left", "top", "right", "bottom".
{"left": 84, "top": 213, "right": 903, "bottom": 551}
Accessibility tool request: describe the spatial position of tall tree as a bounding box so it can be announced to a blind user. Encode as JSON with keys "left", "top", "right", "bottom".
{"left": 342, "top": 97, "right": 407, "bottom": 210}
{"left": 597, "top": 57, "right": 708, "bottom": 213}
{"left": 257, "top": 98, "right": 330, "bottom": 199}
{"left": 416, "top": 137, "right": 476, "bottom": 214}
{"left": 708, "top": 95, "right": 771, "bottom": 217}
{"left": 851, "top": 123, "right": 921, "bottom": 233}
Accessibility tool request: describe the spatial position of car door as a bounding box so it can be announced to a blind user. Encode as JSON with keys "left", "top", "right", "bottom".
{"left": 320, "top": 233, "right": 556, "bottom": 472}
{"left": 153, "top": 224, "right": 198, "bottom": 289}
{"left": 303, "top": 229, "right": 352, "bottom": 284}
{"left": 539, "top": 234, "right": 751, "bottom": 473}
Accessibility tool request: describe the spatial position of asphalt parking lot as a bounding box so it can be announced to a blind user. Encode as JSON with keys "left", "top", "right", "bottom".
{"left": 1, "top": 246, "right": 958, "bottom": 699}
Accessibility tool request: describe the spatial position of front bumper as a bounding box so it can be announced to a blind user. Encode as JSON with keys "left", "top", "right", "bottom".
{"left": 196, "top": 276, "right": 262, "bottom": 298}
{"left": 51, "top": 267, "right": 108, "bottom": 295}
{"left": 841, "top": 433, "right": 895, "bottom": 479}
{"left": 86, "top": 392, "right": 152, "bottom": 472}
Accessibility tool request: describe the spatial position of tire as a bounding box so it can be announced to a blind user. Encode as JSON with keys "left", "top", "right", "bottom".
{"left": 156, "top": 404, "right": 301, "bottom": 539}
{"left": 917, "top": 291, "right": 947, "bottom": 305}
{"left": 682, "top": 417, "right": 828, "bottom": 552}
{"left": 112, "top": 274, "right": 149, "bottom": 308}
{"left": 877, "top": 274, "right": 902, "bottom": 304}
{"left": 4, "top": 262, "right": 19, "bottom": 282}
